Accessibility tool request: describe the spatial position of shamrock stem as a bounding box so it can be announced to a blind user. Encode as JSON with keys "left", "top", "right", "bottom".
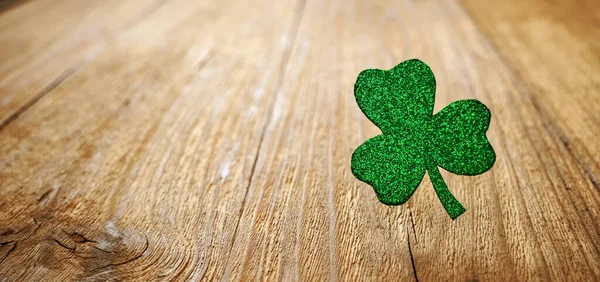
{"left": 427, "top": 163, "right": 466, "bottom": 219}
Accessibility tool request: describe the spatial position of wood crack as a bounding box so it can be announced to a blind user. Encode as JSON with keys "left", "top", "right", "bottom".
{"left": 408, "top": 210, "right": 417, "bottom": 244}
{"left": 53, "top": 238, "right": 75, "bottom": 251}
{"left": 224, "top": 0, "right": 308, "bottom": 264}
{"left": 406, "top": 208, "right": 418, "bottom": 281}
{"left": 61, "top": 229, "right": 98, "bottom": 244}
{"left": 0, "top": 227, "right": 25, "bottom": 237}
{"left": 0, "top": 64, "right": 79, "bottom": 132}
{"left": 0, "top": 217, "right": 42, "bottom": 265}
{"left": 0, "top": 241, "right": 17, "bottom": 265}
{"left": 407, "top": 233, "right": 418, "bottom": 282}
{"left": 53, "top": 238, "right": 100, "bottom": 259}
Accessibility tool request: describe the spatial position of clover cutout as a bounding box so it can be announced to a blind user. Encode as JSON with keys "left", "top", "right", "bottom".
{"left": 351, "top": 59, "right": 496, "bottom": 219}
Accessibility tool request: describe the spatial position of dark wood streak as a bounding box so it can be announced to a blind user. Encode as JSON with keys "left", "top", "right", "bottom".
{"left": 0, "top": 0, "right": 30, "bottom": 14}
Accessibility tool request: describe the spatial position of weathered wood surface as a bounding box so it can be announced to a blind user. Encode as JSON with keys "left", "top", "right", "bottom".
{"left": 0, "top": 0, "right": 598, "bottom": 280}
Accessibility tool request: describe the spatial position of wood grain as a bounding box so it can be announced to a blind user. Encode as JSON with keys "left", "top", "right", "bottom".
{"left": 1, "top": 0, "right": 599, "bottom": 280}
{"left": 0, "top": 0, "right": 169, "bottom": 128}
{"left": 0, "top": 0, "right": 300, "bottom": 280}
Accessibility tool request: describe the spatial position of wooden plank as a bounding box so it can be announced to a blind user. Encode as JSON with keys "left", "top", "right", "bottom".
{"left": 460, "top": 0, "right": 600, "bottom": 195}
{"left": 0, "top": 0, "right": 167, "bottom": 127}
{"left": 405, "top": 1, "right": 600, "bottom": 280}
{"left": 0, "top": 0, "right": 299, "bottom": 280}
{"left": 1, "top": 0, "right": 599, "bottom": 280}
{"left": 227, "top": 0, "right": 600, "bottom": 280}
{"left": 458, "top": 0, "right": 600, "bottom": 279}
{"left": 224, "top": 0, "right": 420, "bottom": 280}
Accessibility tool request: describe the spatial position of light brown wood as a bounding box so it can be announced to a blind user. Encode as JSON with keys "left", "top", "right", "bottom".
{"left": 0, "top": 0, "right": 300, "bottom": 280}
{"left": 0, "top": 0, "right": 170, "bottom": 127}
{"left": 1, "top": 0, "right": 599, "bottom": 280}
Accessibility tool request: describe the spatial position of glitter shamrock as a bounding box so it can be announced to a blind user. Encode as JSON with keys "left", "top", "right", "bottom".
{"left": 350, "top": 59, "right": 496, "bottom": 219}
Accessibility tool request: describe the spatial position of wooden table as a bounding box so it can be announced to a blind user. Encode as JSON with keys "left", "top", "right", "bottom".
{"left": 1, "top": 0, "right": 599, "bottom": 280}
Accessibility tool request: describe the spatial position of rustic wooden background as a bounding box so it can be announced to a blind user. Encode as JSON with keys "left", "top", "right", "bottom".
{"left": 0, "top": 0, "right": 599, "bottom": 280}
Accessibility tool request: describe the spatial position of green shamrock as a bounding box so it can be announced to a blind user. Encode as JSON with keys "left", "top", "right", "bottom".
{"left": 351, "top": 59, "right": 496, "bottom": 219}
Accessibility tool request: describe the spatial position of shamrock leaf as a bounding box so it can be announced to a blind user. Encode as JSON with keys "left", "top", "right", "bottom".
{"left": 351, "top": 59, "right": 496, "bottom": 219}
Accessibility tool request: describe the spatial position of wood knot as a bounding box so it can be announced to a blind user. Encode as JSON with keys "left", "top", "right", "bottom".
{"left": 66, "top": 231, "right": 94, "bottom": 244}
